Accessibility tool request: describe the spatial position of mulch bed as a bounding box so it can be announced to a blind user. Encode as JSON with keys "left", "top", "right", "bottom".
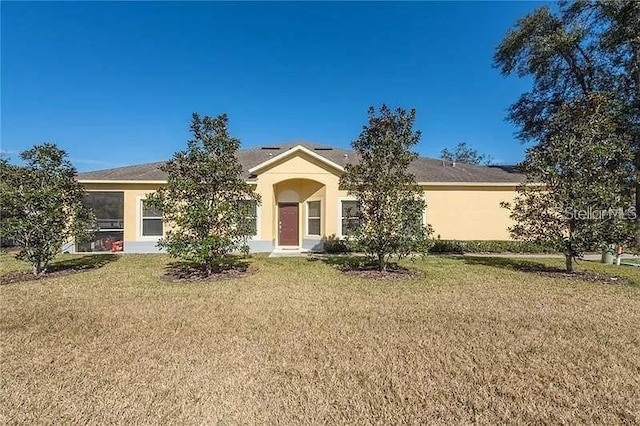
{"left": 160, "top": 264, "right": 255, "bottom": 282}
{"left": 337, "top": 264, "right": 421, "bottom": 280}
{"left": 1, "top": 267, "right": 93, "bottom": 286}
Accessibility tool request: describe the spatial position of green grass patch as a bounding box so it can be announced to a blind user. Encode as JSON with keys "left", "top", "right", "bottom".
{"left": 1, "top": 252, "right": 639, "bottom": 424}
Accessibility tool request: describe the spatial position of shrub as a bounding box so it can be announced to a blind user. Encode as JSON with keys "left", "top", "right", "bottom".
{"left": 428, "top": 240, "right": 555, "bottom": 254}
{"left": 0, "top": 144, "right": 94, "bottom": 275}
{"left": 323, "top": 234, "right": 351, "bottom": 254}
{"left": 429, "top": 240, "right": 466, "bottom": 254}
{"left": 145, "top": 113, "right": 260, "bottom": 275}
{"left": 339, "top": 105, "right": 433, "bottom": 270}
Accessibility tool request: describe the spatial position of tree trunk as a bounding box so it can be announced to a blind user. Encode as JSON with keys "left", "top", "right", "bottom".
{"left": 565, "top": 255, "right": 573, "bottom": 273}
{"left": 33, "top": 262, "right": 43, "bottom": 275}
{"left": 377, "top": 253, "right": 386, "bottom": 271}
{"left": 633, "top": 44, "right": 640, "bottom": 247}
{"left": 635, "top": 179, "right": 640, "bottom": 247}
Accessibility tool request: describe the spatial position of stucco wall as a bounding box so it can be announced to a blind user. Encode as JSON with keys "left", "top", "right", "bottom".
{"left": 79, "top": 155, "right": 519, "bottom": 253}
{"left": 254, "top": 151, "right": 341, "bottom": 245}
{"left": 424, "top": 185, "right": 517, "bottom": 240}
{"left": 82, "top": 182, "right": 164, "bottom": 252}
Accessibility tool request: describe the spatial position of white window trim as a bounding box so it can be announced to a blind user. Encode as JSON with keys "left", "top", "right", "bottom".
{"left": 242, "top": 199, "right": 262, "bottom": 241}
{"left": 409, "top": 192, "right": 428, "bottom": 226}
{"left": 421, "top": 192, "right": 428, "bottom": 225}
{"left": 335, "top": 195, "right": 427, "bottom": 238}
{"left": 134, "top": 196, "right": 262, "bottom": 241}
{"left": 304, "top": 198, "right": 323, "bottom": 238}
{"left": 246, "top": 185, "right": 262, "bottom": 240}
{"left": 137, "top": 196, "right": 163, "bottom": 241}
{"left": 337, "top": 196, "right": 359, "bottom": 238}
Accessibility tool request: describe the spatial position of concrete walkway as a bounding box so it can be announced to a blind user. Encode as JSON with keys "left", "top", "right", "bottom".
{"left": 457, "top": 253, "right": 639, "bottom": 262}
{"left": 267, "top": 250, "right": 640, "bottom": 265}
{"left": 268, "top": 249, "right": 311, "bottom": 258}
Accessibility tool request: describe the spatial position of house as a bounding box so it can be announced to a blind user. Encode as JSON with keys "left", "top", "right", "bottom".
{"left": 72, "top": 142, "right": 525, "bottom": 253}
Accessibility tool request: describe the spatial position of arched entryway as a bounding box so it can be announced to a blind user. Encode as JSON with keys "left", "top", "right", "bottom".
{"left": 273, "top": 179, "right": 325, "bottom": 248}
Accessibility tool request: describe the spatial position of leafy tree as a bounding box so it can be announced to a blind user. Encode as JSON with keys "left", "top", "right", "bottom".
{"left": 145, "top": 113, "right": 260, "bottom": 275}
{"left": 570, "top": 0, "right": 640, "bottom": 244}
{"left": 503, "top": 94, "right": 634, "bottom": 272}
{"left": 0, "top": 144, "right": 94, "bottom": 275}
{"left": 441, "top": 142, "right": 493, "bottom": 165}
{"left": 494, "top": 1, "right": 639, "bottom": 247}
{"left": 494, "top": 5, "right": 603, "bottom": 143}
{"left": 340, "top": 105, "right": 433, "bottom": 271}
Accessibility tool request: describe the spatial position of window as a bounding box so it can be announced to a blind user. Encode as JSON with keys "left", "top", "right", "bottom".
{"left": 141, "top": 200, "right": 163, "bottom": 237}
{"left": 238, "top": 200, "right": 258, "bottom": 236}
{"left": 341, "top": 200, "right": 361, "bottom": 236}
{"left": 401, "top": 199, "right": 426, "bottom": 232}
{"left": 307, "top": 200, "right": 321, "bottom": 236}
{"left": 77, "top": 192, "right": 124, "bottom": 252}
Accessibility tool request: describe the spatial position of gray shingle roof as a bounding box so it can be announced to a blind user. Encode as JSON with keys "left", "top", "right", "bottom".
{"left": 77, "top": 142, "right": 524, "bottom": 184}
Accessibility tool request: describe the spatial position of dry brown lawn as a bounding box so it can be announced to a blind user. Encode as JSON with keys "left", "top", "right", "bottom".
{"left": 1, "top": 253, "right": 639, "bottom": 424}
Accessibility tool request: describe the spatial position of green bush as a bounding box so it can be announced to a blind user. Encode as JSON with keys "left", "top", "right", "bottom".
{"left": 323, "top": 237, "right": 552, "bottom": 256}
{"left": 429, "top": 239, "right": 466, "bottom": 254}
{"left": 323, "top": 234, "right": 351, "bottom": 254}
{"left": 428, "top": 240, "right": 555, "bottom": 254}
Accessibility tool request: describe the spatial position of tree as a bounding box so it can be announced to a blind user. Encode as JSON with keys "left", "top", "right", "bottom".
{"left": 145, "top": 113, "right": 260, "bottom": 275}
{"left": 441, "top": 142, "right": 493, "bottom": 165}
{"left": 494, "top": 5, "right": 604, "bottom": 143}
{"left": 570, "top": 0, "right": 640, "bottom": 245}
{"left": 503, "top": 94, "right": 634, "bottom": 272}
{"left": 340, "top": 105, "right": 433, "bottom": 271}
{"left": 0, "top": 144, "right": 94, "bottom": 275}
{"left": 494, "top": 1, "right": 639, "bottom": 247}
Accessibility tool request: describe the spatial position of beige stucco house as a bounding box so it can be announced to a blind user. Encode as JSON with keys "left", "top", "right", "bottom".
{"left": 72, "top": 142, "right": 524, "bottom": 253}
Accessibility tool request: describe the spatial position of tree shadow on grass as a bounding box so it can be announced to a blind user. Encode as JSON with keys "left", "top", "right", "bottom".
{"left": 456, "top": 255, "right": 565, "bottom": 274}
{"left": 453, "top": 255, "right": 629, "bottom": 285}
{"left": 164, "top": 255, "right": 253, "bottom": 282}
{"left": 49, "top": 253, "right": 120, "bottom": 272}
{"left": 310, "top": 254, "right": 420, "bottom": 280}
{"left": 1, "top": 253, "right": 120, "bottom": 285}
{"left": 310, "top": 254, "right": 372, "bottom": 268}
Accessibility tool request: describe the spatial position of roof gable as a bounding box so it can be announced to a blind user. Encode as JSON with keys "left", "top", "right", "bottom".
{"left": 248, "top": 145, "right": 344, "bottom": 176}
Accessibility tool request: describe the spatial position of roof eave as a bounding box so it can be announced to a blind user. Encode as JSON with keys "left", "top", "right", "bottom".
{"left": 79, "top": 179, "right": 258, "bottom": 185}
{"left": 78, "top": 179, "right": 168, "bottom": 184}
{"left": 248, "top": 145, "right": 345, "bottom": 175}
{"left": 417, "top": 181, "right": 525, "bottom": 187}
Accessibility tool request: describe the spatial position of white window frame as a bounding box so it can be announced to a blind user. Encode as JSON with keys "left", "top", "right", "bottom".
{"left": 246, "top": 185, "right": 261, "bottom": 240}
{"left": 239, "top": 199, "right": 261, "bottom": 240}
{"left": 253, "top": 202, "right": 262, "bottom": 240}
{"left": 305, "top": 198, "right": 323, "bottom": 238}
{"left": 337, "top": 197, "right": 360, "bottom": 238}
{"left": 137, "top": 196, "right": 163, "bottom": 241}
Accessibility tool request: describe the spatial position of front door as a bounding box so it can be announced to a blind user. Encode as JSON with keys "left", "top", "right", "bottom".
{"left": 278, "top": 203, "right": 299, "bottom": 246}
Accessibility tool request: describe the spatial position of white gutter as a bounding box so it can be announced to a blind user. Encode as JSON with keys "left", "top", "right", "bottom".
{"left": 417, "top": 182, "right": 525, "bottom": 187}
{"left": 78, "top": 179, "right": 168, "bottom": 184}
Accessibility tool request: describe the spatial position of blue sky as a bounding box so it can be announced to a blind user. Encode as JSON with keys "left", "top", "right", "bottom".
{"left": 2, "top": 1, "right": 542, "bottom": 171}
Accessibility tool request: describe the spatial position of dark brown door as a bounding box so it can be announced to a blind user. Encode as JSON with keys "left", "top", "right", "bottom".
{"left": 278, "top": 203, "right": 299, "bottom": 246}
